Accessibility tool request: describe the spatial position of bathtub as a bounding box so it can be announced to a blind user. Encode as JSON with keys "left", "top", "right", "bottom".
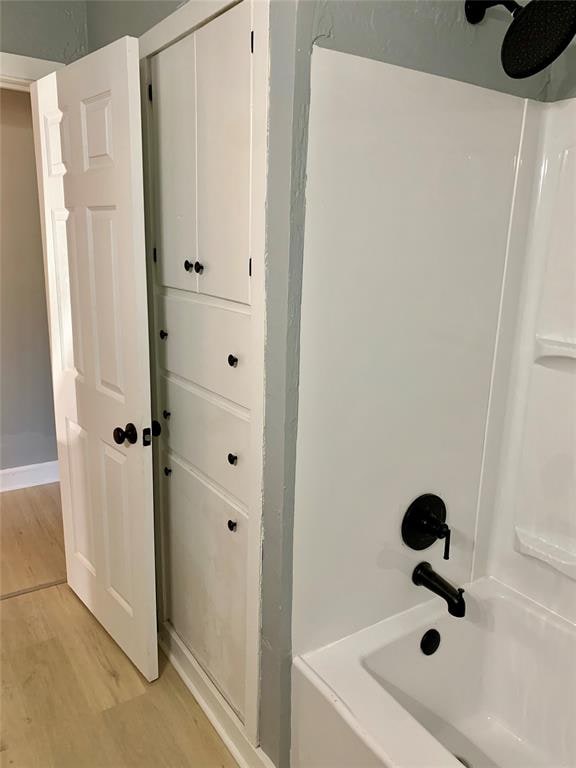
{"left": 292, "top": 578, "right": 576, "bottom": 768}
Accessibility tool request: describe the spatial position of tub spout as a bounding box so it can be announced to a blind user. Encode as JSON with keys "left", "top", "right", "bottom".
{"left": 412, "top": 562, "right": 466, "bottom": 618}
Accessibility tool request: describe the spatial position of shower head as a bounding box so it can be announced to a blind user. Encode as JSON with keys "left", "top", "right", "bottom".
{"left": 465, "top": 0, "right": 576, "bottom": 79}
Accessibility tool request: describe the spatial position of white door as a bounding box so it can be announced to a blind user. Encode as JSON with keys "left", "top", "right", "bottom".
{"left": 31, "top": 37, "right": 158, "bottom": 681}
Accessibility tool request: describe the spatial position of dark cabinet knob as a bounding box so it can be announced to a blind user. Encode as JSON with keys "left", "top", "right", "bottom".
{"left": 227, "top": 453, "right": 238, "bottom": 466}
{"left": 184, "top": 259, "right": 194, "bottom": 272}
{"left": 164, "top": 467, "right": 172, "bottom": 476}
{"left": 194, "top": 261, "right": 204, "bottom": 274}
{"left": 227, "top": 520, "right": 237, "bottom": 532}
{"left": 159, "top": 329, "right": 168, "bottom": 340}
{"left": 228, "top": 354, "right": 238, "bottom": 368}
{"left": 163, "top": 410, "right": 171, "bottom": 420}
{"left": 113, "top": 422, "right": 138, "bottom": 445}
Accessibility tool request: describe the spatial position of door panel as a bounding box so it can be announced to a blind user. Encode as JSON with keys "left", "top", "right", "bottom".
{"left": 162, "top": 450, "right": 247, "bottom": 718}
{"left": 196, "top": 1, "right": 251, "bottom": 304}
{"left": 32, "top": 37, "right": 158, "bottom": 681}
{"left": 158, "top": 293, "right": 251, "bottom": 407}
{"left": 160, "top": 374, "right": 250, "bottom": 503}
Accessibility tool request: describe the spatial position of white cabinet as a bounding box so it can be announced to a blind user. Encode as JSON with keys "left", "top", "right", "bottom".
{"left": 162, "top": 450, "right": 247, "bottom": 718}
{"left": 152, "top": 0, "right": 251, "bottom": 305}
{"left": 195, "top": 2, "right": 251, "bottom": 305}
{"left": 160, "top": 374, "right": 250, "bottom": 504}
{"left": 149, "top": 0, "right": 254, "bottom": 722}
{"left": 151, "top": 33, "right": 197, "bottom": 293}
{"left": 157, "top": 293, "right": 251, "bottom": 407}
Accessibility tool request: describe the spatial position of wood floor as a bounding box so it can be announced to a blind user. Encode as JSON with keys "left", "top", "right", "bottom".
{"left": 0, "top": 483, "right": 66, "bottom": 598}
{"left": 0, "top": 485, "right": 237, "bottom": 768}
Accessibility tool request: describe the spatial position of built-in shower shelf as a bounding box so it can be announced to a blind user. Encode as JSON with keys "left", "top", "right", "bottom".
{"left": 515, "top": 526, "right": 576, "bottom": 581}
{"left": 534, "top": 336, "right": 576, "bottom": 364}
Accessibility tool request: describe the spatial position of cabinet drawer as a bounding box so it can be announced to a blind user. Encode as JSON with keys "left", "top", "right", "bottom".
{"left": 161, "top": 451, "right": 246, "bottom": 717}
{"left": 160, "top": 375, "right": 249, "bottom": 504}
{"left": 157, "top": 293, "right": 250, "bottom": 407}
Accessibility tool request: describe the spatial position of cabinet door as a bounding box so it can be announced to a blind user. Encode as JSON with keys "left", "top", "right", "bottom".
{"left": 32, "top": 37, "right": 157, "bottom": 681}
{"left": 162, "top": 451, "right": 247, "bottom": 717}
{"left": 195, "top": 1, "right": 251, "bottom": 304}
{"left": 152, "top": 33, "right": 198, "bottom": 293}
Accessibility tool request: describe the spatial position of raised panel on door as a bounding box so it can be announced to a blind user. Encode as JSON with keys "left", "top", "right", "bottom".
{"left": 195, "top": 1, "right": 251, "bottom": 304}
{"left": 162, "top": 450, "right": 247, "bottom": 717}
{"left": 151, "top": 33, "right": 198, "bottom": 293}
{"left": 157, "top": 293, "right": 251, "bottom": 407}
{"left": 160, "top": 374, "right": 250, "bottom": 503}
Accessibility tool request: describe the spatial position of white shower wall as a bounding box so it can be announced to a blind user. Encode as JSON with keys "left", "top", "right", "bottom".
{"left": 292, "top": 48, "right": 528, "bottom": 656}
{"left": 482, "top": 97, "right": 576, "bottom": 623}
{"left": 292, "top": 47, "right": 576, "bottom": 657}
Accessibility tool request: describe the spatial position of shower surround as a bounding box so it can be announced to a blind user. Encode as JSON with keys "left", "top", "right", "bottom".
{"left": 291, "top": 48, "right": 575, "bottom": 768}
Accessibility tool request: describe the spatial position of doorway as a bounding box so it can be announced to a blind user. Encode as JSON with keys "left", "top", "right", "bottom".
{"left": 0, "top": 86, "right": 65, "bottom": 600}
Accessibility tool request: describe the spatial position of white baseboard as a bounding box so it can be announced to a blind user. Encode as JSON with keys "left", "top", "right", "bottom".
{"left": 0, "top": 460, "right": 59, "bottom": 492}
{"left": 159, "top": 622, "right": 276, "bottom": 768}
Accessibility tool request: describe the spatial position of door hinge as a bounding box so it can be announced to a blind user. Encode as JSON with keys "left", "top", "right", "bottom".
{"left": 249, "top": 257, "right": 252, "bottom": 277}
{"left": 153, "top": 246, "right": 157, "bottom": 263}
{"left": 250, "top": 30, "right": 254, "bottom": 53}
{"left": 148, "top": 83, "right": 153, "bottom": 101}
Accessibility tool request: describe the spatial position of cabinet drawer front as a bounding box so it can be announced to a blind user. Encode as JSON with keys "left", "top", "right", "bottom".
{"left": 158, "top": 294, "right": 250, "bottom": 407}
{"left": 161, "top": 375, "right": 250, "bottom": 504}
{"left": 162, "top": 451, "right": 246, "bottom": 717}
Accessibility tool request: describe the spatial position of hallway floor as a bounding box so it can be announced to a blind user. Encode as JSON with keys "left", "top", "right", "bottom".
{"left": 0, "top": 485, "right": 237, "bottom": 768}
{"left": 1, "top": 483, "right": 66, "bottom": 599}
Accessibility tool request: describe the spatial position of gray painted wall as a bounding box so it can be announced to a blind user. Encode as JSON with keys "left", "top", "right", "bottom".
{"left": 0, "top": 89, "right": 57, "bottom": 469}
{"left": 259, "top": 2, "right": 576, "bottom": 767}
{"left": 86, "top": 1, "right": 181, "bottom": 53}
{"left": 0, "top": 1, "right": 180, "bottom": 62}
{"left": 0, "top": 1, "right": 88, "bottom": 63}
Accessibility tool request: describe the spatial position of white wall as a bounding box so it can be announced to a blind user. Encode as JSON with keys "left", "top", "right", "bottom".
{"left": 484, "top": 98, "right": 576, "bottom": 623}
{"left": 291, "top": 48, "right": 527, "bottom": 655}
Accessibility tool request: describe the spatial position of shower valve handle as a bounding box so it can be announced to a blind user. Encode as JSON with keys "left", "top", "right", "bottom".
{"left": 442, "top": 527, "right": 451, "bottom": 561}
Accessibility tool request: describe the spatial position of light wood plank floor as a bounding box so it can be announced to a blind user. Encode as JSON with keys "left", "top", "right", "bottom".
{"left": 0, "top": 485, "right": 238, "bottom": 767}
{"left": 1, "top": 585, "right": 237, "bottom": 767}
{"left": 0, "top": 483, "right": 66, "bottom": 598}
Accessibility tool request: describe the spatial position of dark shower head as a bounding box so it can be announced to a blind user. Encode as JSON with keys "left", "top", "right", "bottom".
{"left": 465, "top": 0, "right": 576, "bottom": 79}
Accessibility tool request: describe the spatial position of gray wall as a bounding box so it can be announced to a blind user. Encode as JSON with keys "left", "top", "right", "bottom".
{"left": 0, "top": 1, "right": 180, "bottom": 62}
{"left": 86, "top": 1, "right": 181, "bottom": 53}
{"left": 0, "top": 1, "right": 88, "bottom": 62}
{"left": 0, "top": 89, "right": 57, "bottom": 469}
{"left": 259, "top": 2, "right": 575, "bottom": 767}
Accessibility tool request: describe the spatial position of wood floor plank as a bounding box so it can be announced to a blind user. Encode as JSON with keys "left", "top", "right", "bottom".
{"left": 0, "top": 585, "right": 238, "bottom": 767}
{"left": 0, "top": 484, "right": 66, "bottom": 598}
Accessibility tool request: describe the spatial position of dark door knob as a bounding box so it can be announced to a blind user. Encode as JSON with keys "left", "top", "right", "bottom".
{"left": 227, "top": 520, "right": 237, "bottom": 532}
{"left": 184, "top": 259, "right": 194, "bottom": 272}
{"left": 194, "top": 261, "right": 204, "bottom": 274}
{"left": 152, "top": 420, "right": 162, "bottom": 437}
{"left": 113, "top": 423, "right": 138, "bottom": 445}
{"left": 228, "top": 354, "right": 238, "bottom": 368}
{"left": 227, "top": 453, "right": 238, "bottom": 466}
{"left": 159, "top": 329, "right": 168, "bottom": 340}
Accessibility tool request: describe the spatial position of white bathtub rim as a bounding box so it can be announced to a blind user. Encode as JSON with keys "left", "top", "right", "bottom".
{"left": 293, "top": 654, "right": 460, "bottom": 768}
{"left": 296, "top": 576, "right": 576, "bottom": 768}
